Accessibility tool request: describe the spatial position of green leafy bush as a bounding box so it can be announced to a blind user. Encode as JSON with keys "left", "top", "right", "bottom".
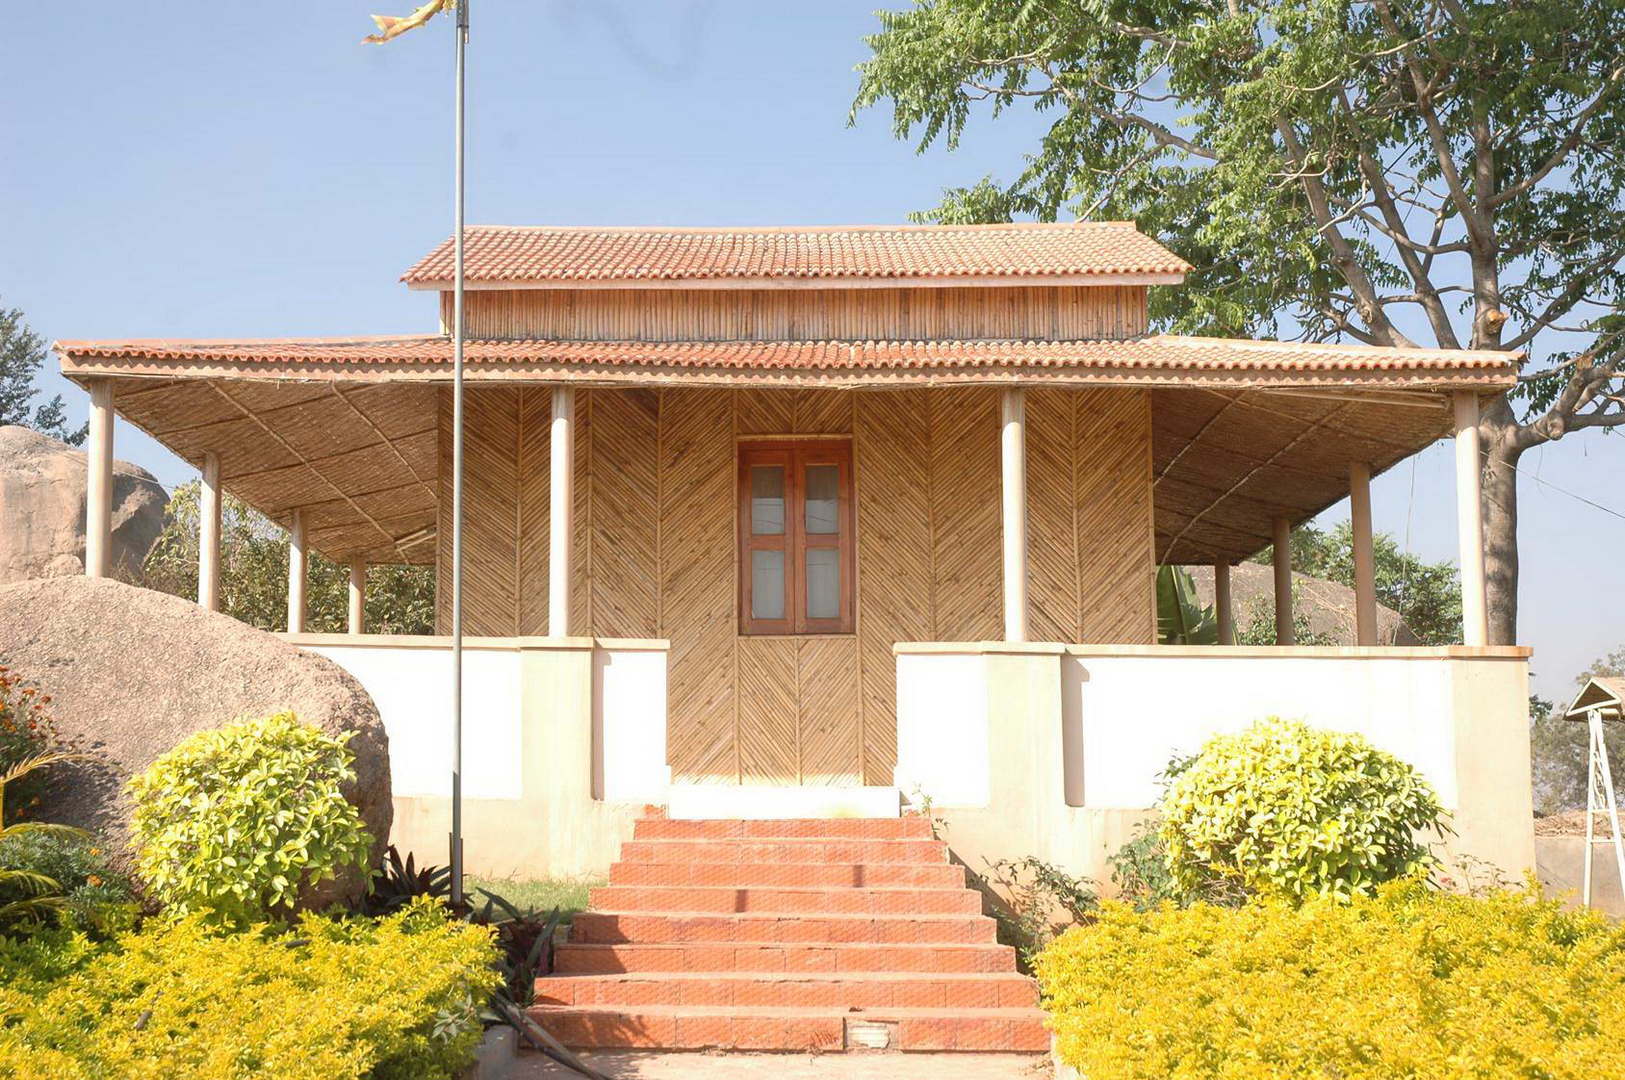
{"left": 128, "top": 712, "right": 373, "bottom": 924}
{"left": 981, "top": 856, "right": 1097, "bottom": 961}
{"left": 0, "top": 898, "right": 500, "bottom": 1079}
{"left": 0, "top": 666, "right": 59, "bottom": 822}
{"left": 1160, "top": 717, "right": 1445, "bottom": 901}
{"left": 1037, "top": 881, "right": 1625, "bottom": 1079}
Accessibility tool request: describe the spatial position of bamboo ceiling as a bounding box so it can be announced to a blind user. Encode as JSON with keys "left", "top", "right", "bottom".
{"left": 79, "top": 371, "right": 1462, "bottom": 568}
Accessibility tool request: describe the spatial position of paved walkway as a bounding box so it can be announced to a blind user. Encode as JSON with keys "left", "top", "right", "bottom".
{"left": 511, "top": 1050, "right": 1051, "bottom": 1078}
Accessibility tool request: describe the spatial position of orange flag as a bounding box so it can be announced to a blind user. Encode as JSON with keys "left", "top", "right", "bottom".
{"left": 363, "top": 0, "right": 454, "bottom": 43}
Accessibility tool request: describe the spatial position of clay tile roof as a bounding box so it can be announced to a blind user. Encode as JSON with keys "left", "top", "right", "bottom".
{"left": 399, "top": 223, "right": 1193, "bottom": 287}
{"left": 54, "top": 334, "right": 1520, "bottom": 388}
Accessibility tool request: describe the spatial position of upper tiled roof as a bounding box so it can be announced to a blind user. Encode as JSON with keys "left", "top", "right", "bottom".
{"left": 400, "top": 223, "right": 1193, "bottom": 288}
{"left": 55, "top": 334, "right": 1519, "bottom": 389}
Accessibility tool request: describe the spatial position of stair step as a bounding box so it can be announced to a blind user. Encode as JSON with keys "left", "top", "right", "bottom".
{"left": 588, "top": 884, "right": 982, "bottom": 915}
{"left": 535, "top": 971, "right": 1037, "bottom": 1009}
{"left": 570, "top": 911, "right": 998, "bottom": 946}
{"left": 525, "top": 1004, "right": 1050, "bottom": 1052}
{"left": 553, "top": 942, "right": 1018, "bottom": 974}
{"left": 618, "top": 838, "right": 949, "bottom": 865}
{"left": 634, "top": 817, "right": 932, "bottom": 841}
{"left": 608, "top": 860, "right": 966, "bottom": 888}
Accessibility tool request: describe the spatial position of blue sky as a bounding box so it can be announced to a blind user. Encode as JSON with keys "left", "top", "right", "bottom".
{"left": 3, "top": 1, "right": 1620, "bottom": 698}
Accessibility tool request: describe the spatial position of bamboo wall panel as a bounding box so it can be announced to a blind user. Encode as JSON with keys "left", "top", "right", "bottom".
{"left": 436, "top": 383, "right": 1154, "bottom": 785}
{"left": 1075, "top": 389, "right": 1156, "bottom": 643}
{"left": 853, "top": 390, "right": 933, "bottom": 786}
{"left": 657, "top": 389, "right": 738, "bottom": 782}
{"left": 450, "top": 285, "right": 1148, "bottom": 343}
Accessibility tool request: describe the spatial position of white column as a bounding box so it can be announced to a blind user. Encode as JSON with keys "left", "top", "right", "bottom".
{"left": 287, "top": 509, "right": 306, "bottom": 634}
{"left": 548, "top": 387, "right": 576, "bottom": 638}
{"left": 1453, "top": 391, "right": 1489, "bottom": 646}
{"left": 198, "top": 451, "right": 222, "bottom": 610}
{"left": 84, "top": 379, "right": 114, "bottom": 578}
{"left": 1214, "top": 562, "right": 1235, "bottom": 645}
{"left": 1348, "top": 462, "right": 1378, "bottom": 646}
{"left": 1272, "top": 516, "right": 1295, "bottom": 646}
{"left": 348, "top": 560, "right": 366, "bottom": 635}
{"left": 1000, "top": 388, "right": 1028, "bottom": 643}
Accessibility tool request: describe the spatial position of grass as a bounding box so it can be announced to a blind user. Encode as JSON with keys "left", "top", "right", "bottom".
{"left": 465, "top": 876, "right": 601, "bottom": 922}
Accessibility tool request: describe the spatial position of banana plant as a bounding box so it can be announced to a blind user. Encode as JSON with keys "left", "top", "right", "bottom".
{"left": 1157, "top": 565, "right": 1218, "bottom": 646}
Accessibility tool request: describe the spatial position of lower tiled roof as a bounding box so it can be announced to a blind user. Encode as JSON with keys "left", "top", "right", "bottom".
{"left": 56, "top": 334, "right": 1519, "bottom": 388}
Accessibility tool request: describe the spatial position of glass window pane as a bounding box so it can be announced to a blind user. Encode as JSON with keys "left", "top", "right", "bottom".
{"left": 805, "top": 547, "right": 840, "bottom": 621}
{"left": 750, "top": 466, "right": 785, "bottom": 535}
{"left": 751, "top": 549, "right": 785, "bottom": 620}
{"left": 804, "top": 464, "right": 839, "bottom": 535}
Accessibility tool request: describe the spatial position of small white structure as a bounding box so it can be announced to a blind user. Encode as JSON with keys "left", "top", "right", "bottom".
{"left": 1566, "top": 676, "right": 1625, "bottom": 908}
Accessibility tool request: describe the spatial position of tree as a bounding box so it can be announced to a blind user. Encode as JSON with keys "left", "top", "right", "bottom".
{"left": 854, "top": 0, "right": 1625, "bottom": 644}
{"left": 1, "top": 302, "right": 84, "bottom": 445}
{"left": 1255, "top": 521, "right": 1463, "bottom": 645}
{"left": 143, "top": 481, "right": 435, "bottom": 635}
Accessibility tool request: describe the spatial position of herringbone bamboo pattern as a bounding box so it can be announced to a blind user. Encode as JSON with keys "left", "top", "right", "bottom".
{"left": 1075, "top": 389, "right": 1155, "bottom": 643}
{"left": 658, "top": 389, "right": 737, "bottom": 782}
{"left": 437, "top": 384, "right": 1154, "bottom": 784}
{"left": 929, "top": 389, "right": 1002, "bottom": 644}
{"left": 588, "top": 390, "right": 659, "bottom": 637}
{"left": 855, "top": 391, "right": 933, "bottom": 786}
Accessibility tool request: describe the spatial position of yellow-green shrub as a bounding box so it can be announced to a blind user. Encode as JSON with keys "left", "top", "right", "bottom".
{"left": 128, "top": 712, "right": 373, "bottom": 924}
{"left": 1160, "top": 717, "right": 1444, "bottom": 901}
{"left": 1037, "top": 881, "right": 1625, "bottom": 1080}
{"left": 0, "top": 898, "right": 499, "bottom": 1080}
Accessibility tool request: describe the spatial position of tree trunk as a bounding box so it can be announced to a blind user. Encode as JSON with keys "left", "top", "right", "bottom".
{"left": 1479, "top": 395, "right": 1524, "bottom": 646}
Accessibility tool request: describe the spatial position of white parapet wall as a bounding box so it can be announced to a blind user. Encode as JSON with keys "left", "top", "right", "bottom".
{"left": 896, "top": 642, "right": 1536, "bottom": 890}
{"left": 289, "top": 634, "right": 670, "bottom": 878}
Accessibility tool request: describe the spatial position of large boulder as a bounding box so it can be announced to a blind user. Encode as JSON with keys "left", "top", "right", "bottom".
{"left": 0, "top": 425, "right": 167, "bottom": 584}
{"left": 0, "top": 576, "right": 391, "bottom": 909}
{"left": 1187, "top": 562, "right": 1417, "bottom": 645}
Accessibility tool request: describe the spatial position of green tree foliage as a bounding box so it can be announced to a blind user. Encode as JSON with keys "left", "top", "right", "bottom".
{"left": 0, "top": 302, "right": 83, "bottom": 445}
{"left": 854, "top": 0, "right": 1625, "bottom": 643}
{"left": 143, "top": 481, "right": 435, "bottom": 635}
{"left": 1254, "top": 521, "right": 1463, "bottom": 645}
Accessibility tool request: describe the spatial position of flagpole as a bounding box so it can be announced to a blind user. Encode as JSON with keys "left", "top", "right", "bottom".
{"left": 449, "top": 0, "right": 468, "bottom": 910}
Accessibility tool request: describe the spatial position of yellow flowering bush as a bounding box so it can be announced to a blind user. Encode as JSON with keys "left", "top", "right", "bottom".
{"left": 1037, "top": 881, "right": 1625, "bottom": 1079}
{"left": 128, "top": 712, "right": 373, "bottom": 924}
{"left": 0, "top": 898, "right": 500, "bottom": 1080}
{"left": 1160, "top": 718, "right": 1445, "bottom": 901}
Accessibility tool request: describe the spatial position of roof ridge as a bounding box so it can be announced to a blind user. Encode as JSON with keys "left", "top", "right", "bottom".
{"left": 454, "top": 221, "right": 1141, "bottom": 235}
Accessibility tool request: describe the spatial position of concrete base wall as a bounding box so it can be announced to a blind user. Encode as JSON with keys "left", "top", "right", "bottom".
{"left": 896, "top": 643, "right": 1536, "bottom": 892}
{"left": 1536, "top": 835, "right": 1625, "bottom": 917}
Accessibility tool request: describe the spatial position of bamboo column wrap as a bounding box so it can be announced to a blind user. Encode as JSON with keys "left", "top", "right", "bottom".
{"left": 287, "top": 509, "right": 306, "bottom": 635}
{"left": 1348, "top": 462, "right": 1377, "bottom": 646}
{"left": 1272, "top": 516, "right": 1294, "bottom": 645}
{"left": 1453, "top": 391, "right": 1488, "bottom": 646}
{"left": 199, "top": 451, "right": 222, "bottom": 610}
{"left": 84, "top": 379, "right": 114, "bottom": 579}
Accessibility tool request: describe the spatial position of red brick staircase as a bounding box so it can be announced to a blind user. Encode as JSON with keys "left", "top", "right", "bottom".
{"left": 530, "top": 815, "right": 1048, "bottom": 1053}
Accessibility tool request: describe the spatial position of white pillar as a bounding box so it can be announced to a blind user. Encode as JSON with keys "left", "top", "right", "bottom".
{"left": 1214, "top": 562, "right": 1235, "bottom": 645}
{"left": 1000, "top": 387, "right": 1028, "bottom": 643}
{"left": 1453, "top": 391, "right": 1489, "bottom": 646}
{"left": 1349, "top": 462, "right": 1378, "bottom": 646}
{"left": 348, "top": 560, "right": 366, "bottom": 635}
{"left": 1272, "top": 517, "right": 1295, "bottom": 646}
{"left": 548, "top": 387, "right": 575, "bottom": 638}
{"left": 287, "top": 509, "right": 306, "bottom": 635}
{"left": 84, "top": 379, "right": 114, "bottom": 578}
{"left": 198, "top": 451, "right": 222, "bottom": 610}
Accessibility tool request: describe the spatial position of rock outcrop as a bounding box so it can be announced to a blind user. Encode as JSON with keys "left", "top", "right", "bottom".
{"left": 1187, "top": 562, "right": 1416, "bottom": 645}
{"left": 0, "top": 425, "right": 167, "bottom": 584}
{"left": 0, "top": 576, "right": 391, "bottom": 909}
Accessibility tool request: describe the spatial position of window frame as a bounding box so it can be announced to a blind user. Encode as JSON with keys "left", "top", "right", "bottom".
{"left": 737, "top": 438, "right": 855, "bottom": 636}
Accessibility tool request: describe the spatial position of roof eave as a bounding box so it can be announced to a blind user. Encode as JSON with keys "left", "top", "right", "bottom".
{"left": 400, "top": 271, "right": 1189, "bottom": 291}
